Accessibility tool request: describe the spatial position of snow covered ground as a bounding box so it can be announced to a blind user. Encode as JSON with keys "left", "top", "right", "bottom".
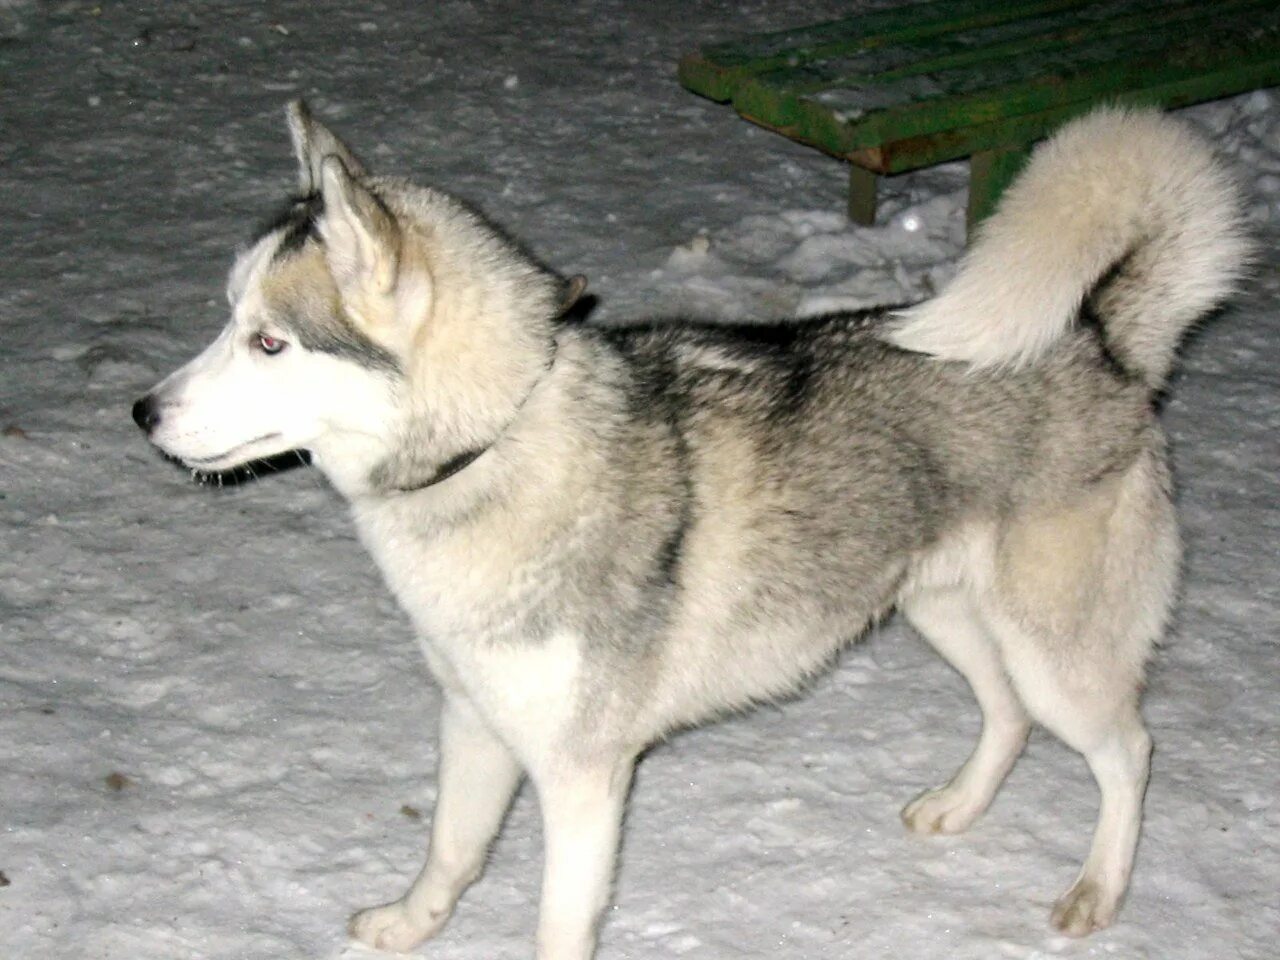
{"left": 2, "top": 2, "right": 1277, "bottom": 958}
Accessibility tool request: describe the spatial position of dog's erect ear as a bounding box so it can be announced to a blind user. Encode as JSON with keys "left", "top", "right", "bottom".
{"left": 559, "top": 274, "right": 588, "bottom": 315}
{"left": 318, "top": 154, "right": 401, "bottom": 298}
{"left": 286, "top": 99, "right": 366, "bottom": 195}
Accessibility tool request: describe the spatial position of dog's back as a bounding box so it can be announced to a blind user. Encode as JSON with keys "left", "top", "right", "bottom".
{"left": 586, "top": 310, "right": 1153, "bottom": 728}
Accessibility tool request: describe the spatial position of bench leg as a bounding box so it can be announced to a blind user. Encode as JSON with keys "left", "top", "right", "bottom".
{"left": 848, "top": 164, "right": 878, "bottom": 226}
{"left": 967, "top": 145, "right": 1030, "bottom": 230}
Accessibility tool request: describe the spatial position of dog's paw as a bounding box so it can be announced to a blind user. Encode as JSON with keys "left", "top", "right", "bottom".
{"left": 1050, "top": 878, "right": 1116, "bottom": 937}
{"left": 348, "top": 900, "right": 445, "bottom": 953}
{"left": 900, "top": 785, "right": 984, "bottom": 835}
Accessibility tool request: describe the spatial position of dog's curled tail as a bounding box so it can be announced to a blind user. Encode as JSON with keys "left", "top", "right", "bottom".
{"left": 884, "top": 107, "right": 1251, "bottom": 389}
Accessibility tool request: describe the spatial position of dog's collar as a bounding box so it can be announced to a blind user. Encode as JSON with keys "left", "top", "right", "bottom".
{"left": 389, "top": 345, "right": 558, "bottom": 495}
{"left": 410, "top": 446, "right": 488, "bottom": 490}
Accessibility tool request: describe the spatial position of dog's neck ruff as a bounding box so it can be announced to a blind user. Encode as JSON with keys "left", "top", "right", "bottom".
{"left": 389, "top": 346, "right": 558, "bottom": 495}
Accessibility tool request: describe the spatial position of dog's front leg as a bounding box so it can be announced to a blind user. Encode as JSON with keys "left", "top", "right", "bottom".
{"left": 350, "top": 692, "right": 522, "bottom": 951}
{"left": 533, "top": 757, "right": 634, "bottom": 960}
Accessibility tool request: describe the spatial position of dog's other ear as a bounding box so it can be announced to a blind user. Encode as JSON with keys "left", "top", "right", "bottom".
{"left": 286, "top": 99, "right": 366, "bottom": 195}
{"left": 559, "top": 274, "right": 588, "bottom": 315}
{"left": 319, "top": 154, "right": 401, "bottom": 300}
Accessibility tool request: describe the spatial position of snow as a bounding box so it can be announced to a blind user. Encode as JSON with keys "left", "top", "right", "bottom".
{"left": 1, "top": 2, "right": 1277, "bottom": 959}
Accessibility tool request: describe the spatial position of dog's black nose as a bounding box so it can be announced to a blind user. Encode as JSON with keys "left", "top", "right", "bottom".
{"left": 132, "top": 395, "right": 160, "bottom": 433}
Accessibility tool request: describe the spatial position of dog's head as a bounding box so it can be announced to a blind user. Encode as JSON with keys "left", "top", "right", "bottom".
{"left": 134, "top": 101, "right": 567, "bottom": 495}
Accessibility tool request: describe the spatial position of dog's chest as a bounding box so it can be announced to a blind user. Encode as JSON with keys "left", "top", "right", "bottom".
{"left": 413, "top": 623, "right": 585, "bottom": 767}
{"left": 349, "top": 497, "right": 595, "bottom": 746}
{"left": 355, "top": 499, "right": 551, "bottom": 632}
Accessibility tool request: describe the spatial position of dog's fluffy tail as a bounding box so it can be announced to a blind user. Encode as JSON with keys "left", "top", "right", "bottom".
{"left": 884, "top": 107, "right": 1251, "bottom": 389}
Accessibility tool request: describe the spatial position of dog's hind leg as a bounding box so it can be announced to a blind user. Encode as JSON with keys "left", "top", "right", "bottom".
{"left": 1052, "top": 713, "right": 1151, "bottom": 937}
{"left": 983, "top": 456, "right": 1174, "bottom": 935}
{"left": 900, "top": 585, "right": 1030, "bottom": 834}
{"left": 532, "top": 755, "right": 635, "bottom": 960}
{"left": 987, "top": 613, "right": 1152, "bottom": 937}
{"left": 350, "top": 692, "right": 522, "bottom": 952}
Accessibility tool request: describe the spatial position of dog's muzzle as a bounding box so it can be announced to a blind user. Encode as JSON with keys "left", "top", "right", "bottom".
{"left": 131, "top": 394, "right": 161, "bottom": 434}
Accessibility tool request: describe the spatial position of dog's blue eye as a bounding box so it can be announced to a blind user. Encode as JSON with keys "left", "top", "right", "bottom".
{"left": 256, "top": 333, "right": 287, "bottom": 355}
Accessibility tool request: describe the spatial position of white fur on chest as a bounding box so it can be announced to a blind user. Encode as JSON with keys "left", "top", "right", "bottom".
{"left": 422, "top": 627, "right": 584, "bottom": 769}
{"left": 351, "top": 496, "right": 585, "bottom": 763}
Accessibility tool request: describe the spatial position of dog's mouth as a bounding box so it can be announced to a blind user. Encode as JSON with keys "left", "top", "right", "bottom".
{"left": 178, "top": 432, "right": 285, "bottom": 471}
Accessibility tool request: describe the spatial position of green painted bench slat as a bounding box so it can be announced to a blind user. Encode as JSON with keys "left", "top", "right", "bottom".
{"left": 864, "top": 56, "right": 1280, "bottom": 174}
{"left": 682, "top": 0, "right": 1096, "bottom": 97}
{"left": 679, "top": 0, "right": 1280, "bottom": 229}
{"left": 767, "top": 8, "right": 1280, "bottom": 154}
{"left": 732, "top": 0, "right": 1261, "bottom": 134}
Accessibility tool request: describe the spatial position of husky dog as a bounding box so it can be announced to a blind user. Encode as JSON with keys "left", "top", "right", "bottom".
{"left": 133, "top": 101, "right": 1247, "bottom": 958}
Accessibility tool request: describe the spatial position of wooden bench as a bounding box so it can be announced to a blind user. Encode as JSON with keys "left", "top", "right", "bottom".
{"left": 679, "top": 0, "right": 1280, "bottom": 228}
